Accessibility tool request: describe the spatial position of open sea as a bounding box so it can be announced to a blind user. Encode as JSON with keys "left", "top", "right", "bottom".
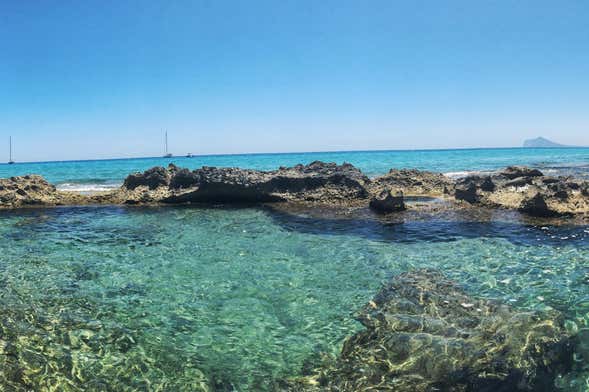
{"left": 1, "top": 147, "right": 589, "bottom": 391}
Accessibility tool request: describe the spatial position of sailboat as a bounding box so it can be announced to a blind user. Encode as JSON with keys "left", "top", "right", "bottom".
{"left": 163, "top": 131, "right": 172, "bottom": 158}
{"left": 8, "top": 136, "right": 15, "bottom": 164}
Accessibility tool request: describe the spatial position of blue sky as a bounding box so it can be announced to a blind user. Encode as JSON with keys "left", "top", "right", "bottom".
{"left": 1, "top": 0, "right": 588, "bottom": 161}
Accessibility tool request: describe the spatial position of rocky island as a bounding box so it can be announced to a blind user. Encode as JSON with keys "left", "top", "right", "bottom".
{"left": 523, "top": 137, "right": 568, "bottom": 148}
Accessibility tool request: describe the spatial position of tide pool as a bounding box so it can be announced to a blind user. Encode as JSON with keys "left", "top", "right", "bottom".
{"left": 1, "top": 205, "right": 588, "bottom": 390}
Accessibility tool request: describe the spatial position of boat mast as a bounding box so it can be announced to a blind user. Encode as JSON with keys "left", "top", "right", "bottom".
{"left": 165, "top": 131, "right": 168, "bottom": 155}
{"left": 9, "top": 136, "right": 13, "bottom": 163}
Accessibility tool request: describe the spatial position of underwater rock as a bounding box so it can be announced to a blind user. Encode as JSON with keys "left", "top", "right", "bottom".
{"left": 370, "top": 168, "right": 454, "bottom": 196}
{"left": 117, "top": 161, "right": 370, "bottom": 205}
{"left": 285, "top": 269, "right": 574, "bottom": 392}
{"left": 369, "top": 190, "right": 406, "bottom": 213}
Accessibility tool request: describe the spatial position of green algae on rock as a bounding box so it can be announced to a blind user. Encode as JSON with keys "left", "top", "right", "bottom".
{"left": 284, "top": 269, "right": 575, "bottom": 392}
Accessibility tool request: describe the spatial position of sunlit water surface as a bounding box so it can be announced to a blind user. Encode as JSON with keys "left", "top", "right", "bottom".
{"left": 1, "top": 205, "right": 588, "bottom": 391}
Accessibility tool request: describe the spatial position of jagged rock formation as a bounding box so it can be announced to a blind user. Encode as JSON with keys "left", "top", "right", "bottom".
{"left": 116, "top": 161, "right": 371, "bottom": 205}
{"left": 369, "top": 190, "right": 405, "bottom": 213}
{"left": 0, "top": 175, "right": 88, "bottom": 209}
{"left": 284, "top": 270, "right": 574, "bottom": 392}
{"left": 454, "top": 166, "right": 589, "bottom": 217}
{"left": 1, "top": 163, "right": 588, "bottom": 219}
{"left": 370, "top": 168, "right": 453, "bottom": 196}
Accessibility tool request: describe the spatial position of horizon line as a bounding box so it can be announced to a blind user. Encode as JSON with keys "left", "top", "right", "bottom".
{"left": 2, "top": 145, "right": 586, "bottom": 166}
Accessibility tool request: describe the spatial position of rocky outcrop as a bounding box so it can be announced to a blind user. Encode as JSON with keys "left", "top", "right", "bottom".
{"left": 0, "top": 175, "right": 88, "bottom": 209}
{"left": 370, "top": 169, "right": 454, "bottom": 196}
{"left": 369, "top": 190, "right": 405, "bottom": 213}
{"left": 454, "top": 180, "right": 480, "bottom": 203}
{"left": 519, "top": 193, "right": 556, "bottom": 217}
{"left": 115, "top": 161, "right": 371, "bottom": 205}
{"left": 454, "top": 166, "right": 589, "bottom": 217}
{"left": 2, "top": 164, "right": 587, "bottom": 219}
{"left": 285, "top": 270, "right": 574, "bottom": 392}
{"left": 123, "top": 166, "right": 171, "bottom": 190}
{"left": 501, "top": 166, "right": 544, "bottom": 179}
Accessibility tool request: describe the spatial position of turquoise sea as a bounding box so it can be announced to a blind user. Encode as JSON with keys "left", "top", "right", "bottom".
{"left": 1, "top": 148, "right": 589, "bottom": 391}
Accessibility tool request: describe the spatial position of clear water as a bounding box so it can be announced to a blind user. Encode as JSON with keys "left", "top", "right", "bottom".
{"left": 1, "top": 147, "right": 588, "bottom": 191}
{"left": 1, "top": 205, "right": 589, "bottom": 391}
{"left": 1, "top": 148, "right": 589, "bottom": 391}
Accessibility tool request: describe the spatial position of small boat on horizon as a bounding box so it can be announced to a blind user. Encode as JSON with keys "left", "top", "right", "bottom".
{"left": 8, "top": 136, "right": 15, "bottom": 164}
{"left": 186, "top": 153, "right": 193, "bottom": 158}
{"left": 163, "top": 131, "right": 173, "bottom": 158}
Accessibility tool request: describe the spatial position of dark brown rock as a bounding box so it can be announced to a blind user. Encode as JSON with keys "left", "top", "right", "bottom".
{"left": 500, "top": 166, "right": 544, "bottom": 179}
{"left": 369, "top": 190, "right": 405, "bottom": 213}
{"left": 120, "top": 161, "right": 370, "bottom": 205}
{"left": 123, "top": 167, "right": 171, "bottom": 190}
{"left": 480, "top": 176, "right": 496, "bottom": 191}
{"left": 454, "top": 180, "right": 479, "bottom": 203}
{"left": 170, "top": 168, "right": 199, "bottom": 189}
{"left": 519, "top": 193, "right": 559, "bottom": 217}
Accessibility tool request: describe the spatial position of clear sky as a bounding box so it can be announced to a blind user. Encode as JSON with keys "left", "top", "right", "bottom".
{"left": 1, "top": 1, "right": 588, "bottom": 162}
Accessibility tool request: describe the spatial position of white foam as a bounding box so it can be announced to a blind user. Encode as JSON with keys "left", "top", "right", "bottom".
{"left": 443, "top": 171, "right": 473, "bottom": 179}
{"left": 444, "top": 169, "right": 497, "bottom": 179}
{"left": 57, "top": 183, "right": 121, "bottom": 193}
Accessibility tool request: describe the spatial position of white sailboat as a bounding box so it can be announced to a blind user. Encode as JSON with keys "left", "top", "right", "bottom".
{"left": 8, "top": 136, "right": 14, "bottom": 164}
{"left": 163, "top": 131, "right": 172, "bottom": 158}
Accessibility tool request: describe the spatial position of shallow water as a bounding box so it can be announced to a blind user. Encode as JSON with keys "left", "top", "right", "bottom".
{"left": 1, "top": 205, "right": 589, "bottom": 391}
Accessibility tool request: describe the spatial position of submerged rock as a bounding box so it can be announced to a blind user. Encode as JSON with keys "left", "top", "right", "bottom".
{"left": 285, "top": 269, "right": 574, "bottom": 392}
{"left": 369, "top": 190, "right": 405, "bottom": 213}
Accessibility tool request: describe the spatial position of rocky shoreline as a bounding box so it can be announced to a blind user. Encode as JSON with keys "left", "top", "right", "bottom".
{"left": 1, "top": 161, "right": 588, "bottom": 220}
{"left": 1, "top": 162, "right": 586, "bottom": 391}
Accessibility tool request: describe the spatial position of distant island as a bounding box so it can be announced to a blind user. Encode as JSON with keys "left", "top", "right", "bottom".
{"left": 523, "top": 137, "right": 567, "bottom": 148}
